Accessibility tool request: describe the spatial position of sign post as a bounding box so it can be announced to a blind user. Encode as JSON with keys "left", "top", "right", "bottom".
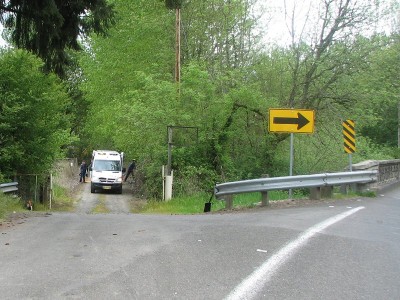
{"left": 269, "top": 109, "right": 315, "bottom": 198}
{"left": 343, "top": 120, "right": 355, "bottom": 171}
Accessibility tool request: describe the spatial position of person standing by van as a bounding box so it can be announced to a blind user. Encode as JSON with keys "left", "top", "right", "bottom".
{"left": 79, "top": 160, "right": 87, "bottom": 183}
{"left": 124, "top": 159, "right": 136, "bottom": 182}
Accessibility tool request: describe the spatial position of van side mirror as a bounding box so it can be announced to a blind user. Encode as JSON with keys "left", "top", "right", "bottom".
{"left": 122, "top": 167, "right": 126, "bottom": 172}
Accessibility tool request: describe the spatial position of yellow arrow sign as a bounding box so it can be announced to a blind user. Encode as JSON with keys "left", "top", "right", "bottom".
{"left": 269, "top": 109, "right": 315, "bottom": 133}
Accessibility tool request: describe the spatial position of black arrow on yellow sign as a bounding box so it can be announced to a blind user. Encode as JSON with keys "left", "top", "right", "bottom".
{"left": 273, "top": 112, "right": 310, "bottom": 130}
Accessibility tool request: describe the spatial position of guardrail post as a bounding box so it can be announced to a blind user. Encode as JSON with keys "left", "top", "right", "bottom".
{"left": 225, "top": 195, "right": 233, "bottom": 210}
{"left": 321, "top": 186, "right": 333, "bottom": 198}
{"left": 340, "top": 184, "right": 349, "bottom": 195}
{"left": 309, "top": 187, "right": 321, "bottom": 200}
{"left": 355, "top": 182, "right": 375, "bottom": 193}
{"left": 261, "top": 191, "right": 269, "bottom": 206}
{"left": 310, "top": 186, "right": 333, "bottom": 200}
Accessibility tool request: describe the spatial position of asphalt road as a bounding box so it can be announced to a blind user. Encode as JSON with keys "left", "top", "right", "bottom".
{"left": 1, "top": 183, "right": 400, "bottom": 300}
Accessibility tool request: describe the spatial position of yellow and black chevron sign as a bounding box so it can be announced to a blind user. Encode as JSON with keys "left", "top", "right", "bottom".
{"left": 343, "top": 119, "right": 355, "bottom": 153}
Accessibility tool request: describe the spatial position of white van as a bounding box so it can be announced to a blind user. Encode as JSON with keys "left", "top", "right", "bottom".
{"left": 90, "top": 150, "right": 125, "bottom": 194}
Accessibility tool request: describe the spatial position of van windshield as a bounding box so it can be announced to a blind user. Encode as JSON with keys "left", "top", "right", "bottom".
{"left": 93, "top": 160, "right": 121, "bottom": 171}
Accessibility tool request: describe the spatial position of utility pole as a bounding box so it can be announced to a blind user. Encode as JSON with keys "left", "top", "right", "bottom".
{"left": 175, "top": 8, "right": 181, "bottom": 85}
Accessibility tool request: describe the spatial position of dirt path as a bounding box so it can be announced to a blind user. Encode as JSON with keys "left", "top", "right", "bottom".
{"left": 53, "top": 160, "right": 143, "bottom": 214}
{"left": 74, "top": 180, "right": 137, "bottom": 214}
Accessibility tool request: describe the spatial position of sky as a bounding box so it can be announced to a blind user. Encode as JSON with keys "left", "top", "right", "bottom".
{"left": 256, "top": 0, "right": 315, "bottom": 46}
{"left": 0, "top": 23, "right": 5, "bottom": 47}
{"left": 258, "top": 0, "right": 397, "bottom": 47}
{"left": 260, "top": 1, "right": 329, "bottom": 46}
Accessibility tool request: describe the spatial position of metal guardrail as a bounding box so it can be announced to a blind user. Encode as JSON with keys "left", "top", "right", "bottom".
{"left": 214, "top": 171, "right": 377, "bottom": 209}
{"left": 0, "top": 182, "right": 19, "bottom": 193}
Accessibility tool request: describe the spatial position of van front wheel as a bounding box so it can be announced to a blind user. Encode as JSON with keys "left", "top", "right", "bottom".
{"left": 116, "top": 185, "right": 122, "bottom": 194}
{"left": 91, "top": 184, "right": 95, "bottom": 193}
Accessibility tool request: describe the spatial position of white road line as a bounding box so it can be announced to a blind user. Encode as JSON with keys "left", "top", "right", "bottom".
{"left": 225, "top": 206, "right": 365, "bottom": 300}
{"left": 256, "top": 249, "right": 268, "bottom": 253}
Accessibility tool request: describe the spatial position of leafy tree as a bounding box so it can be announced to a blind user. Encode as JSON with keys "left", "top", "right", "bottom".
{"left": 81, "top": 0, "right": 263, "bottom": 178}
{"left": 172, "top": 0, "right": 266, "bottom": 179}
{"left": 353, "top": 35, "right": 400, "bottom": 147}
{"left": 181, "top": 0, "right": 261, "bottom": 75}
{"left": 64, "top": 55, "right": 89, "bottom": 137}
{"left": 0, "top": 49, "right": 72, "bottom": 178}
{"left": 0, "top": 0, "right": 115, "bottom": 78}
{"left": 281, "top": 0, "right": 374, "bottom": 109}
{"left": 79, "top": 0, "right": 175, "bottom": 150}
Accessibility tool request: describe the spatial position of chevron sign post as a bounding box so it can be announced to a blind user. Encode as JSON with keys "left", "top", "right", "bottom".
{"left": 343, "top": 119, "right": 355, "bottom": 171}
{"left": 343, "top": 120, "right": 355, "bottom": 153}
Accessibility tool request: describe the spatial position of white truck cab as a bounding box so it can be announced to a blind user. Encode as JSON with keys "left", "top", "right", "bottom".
{"left": 90, "top": 150, "right": 125, "bottom": 194}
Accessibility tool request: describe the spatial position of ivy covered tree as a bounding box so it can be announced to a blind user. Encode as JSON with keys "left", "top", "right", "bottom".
{"left": 0, "top": 0, "right": 115, "bottom": 78}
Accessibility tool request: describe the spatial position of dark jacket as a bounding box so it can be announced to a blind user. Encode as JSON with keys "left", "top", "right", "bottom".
{"left": 127, "top": 161, "right": 136, "bottom": 172}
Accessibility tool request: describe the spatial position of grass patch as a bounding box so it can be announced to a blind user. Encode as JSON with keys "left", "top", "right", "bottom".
{"left": 140, "top": 194, "right": 212, "bottom": 214}
{"left": 92, "top": 195, "right": 110, "bottom": 214}
{"left": 229, "top": 190, "right": 302, "bottom": 208}
{"left": 332, "top": 186, "right": 376, "bottom": 199}
{"left": 30, "top": 202, "right": 49, "bottom": 211}
{"left": 137, "top": 190, "right": 305, "bottom": 214}
{"left": 51, "top": 184, "right": 76, "bottom": 211}
{"left": 0, "top": 193, "right": 26, "bottom": 220}
{"left": 357, "top": 190, "right": 376, "bottom": 197}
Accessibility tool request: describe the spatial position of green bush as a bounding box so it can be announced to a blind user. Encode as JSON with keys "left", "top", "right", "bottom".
{"left": 51, "top": 184, "right": 75, "bottom": 211}
{"left": 173, "top": 165, "right": 219, "bottom": 197}
{"left": 0, "top": 193, "right": 25, "bottom": 220}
